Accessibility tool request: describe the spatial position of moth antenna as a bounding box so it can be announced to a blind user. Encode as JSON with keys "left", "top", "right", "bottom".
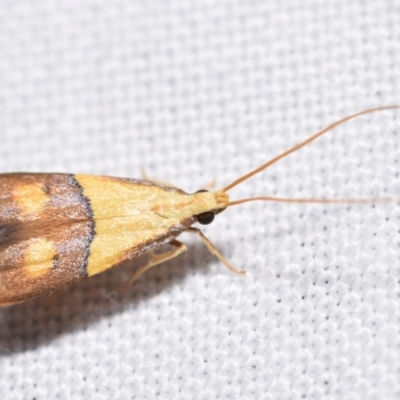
{"left": 221, "top": 105, "right": 400, "bottom": 193}
{"left": 226, "top": 196, "right": 400, "bottom": 208}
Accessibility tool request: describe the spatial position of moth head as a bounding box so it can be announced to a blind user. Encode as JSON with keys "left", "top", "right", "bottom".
{"left": 193, "top": 189, "right": 227, "bottom": 225}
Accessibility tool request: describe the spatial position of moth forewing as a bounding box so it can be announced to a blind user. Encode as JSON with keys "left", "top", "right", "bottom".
{"left": 0, "top": 173, "right": 228, "bottom": 305}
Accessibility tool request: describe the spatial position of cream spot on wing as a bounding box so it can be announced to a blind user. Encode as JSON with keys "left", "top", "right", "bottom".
{"left": 24, "top": 238, "right": 57, "bottom": 278}
{"left": 13, "top": 183, "right": 49, "bottom": 216}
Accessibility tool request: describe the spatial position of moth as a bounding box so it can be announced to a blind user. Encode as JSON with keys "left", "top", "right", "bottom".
{"left": 0, "top": 106, "right": 398, "bottom": 306}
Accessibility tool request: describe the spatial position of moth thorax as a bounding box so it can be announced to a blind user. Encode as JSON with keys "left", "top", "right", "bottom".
{"left": 151, "top": 190, "right": 228, "bottom": 219}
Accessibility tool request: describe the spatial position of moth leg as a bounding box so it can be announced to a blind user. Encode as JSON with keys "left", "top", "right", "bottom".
{"left": 187, "top": 227, "right": 246, "bottom": 275}
{"left": 203, "top": 179, "right": 216, "bottom": 190}
{"left": 124, "top": 239, "right": 187, "bottom": 289}
{"left": 141, "top": 166, "right": 179, "bottom": 188}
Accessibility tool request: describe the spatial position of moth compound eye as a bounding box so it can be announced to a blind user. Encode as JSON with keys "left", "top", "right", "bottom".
{"left": 197, "top": 212, "right": 215, "bottom": 225}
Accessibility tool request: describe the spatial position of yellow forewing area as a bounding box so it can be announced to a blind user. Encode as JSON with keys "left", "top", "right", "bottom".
{"left": 24, "top": 238, "right": 57, "bottom": 278}
{"left": 75, "top": 175, "right": 224, "bottom": 276}
{"left": 13, "top": 183, "right": 49, "bottom": 216}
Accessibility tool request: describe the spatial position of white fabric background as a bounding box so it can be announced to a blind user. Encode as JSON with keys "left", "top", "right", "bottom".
{"left": 0, "top": 1, "right": 399, "bottom": 399}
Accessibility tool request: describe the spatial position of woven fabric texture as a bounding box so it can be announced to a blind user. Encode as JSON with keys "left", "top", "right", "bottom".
{"left": 0, "top": 1, "right": 399, "bottom": 399}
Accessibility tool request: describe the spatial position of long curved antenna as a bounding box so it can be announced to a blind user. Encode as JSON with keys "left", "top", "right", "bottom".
{"left": 221, "top": 105, "right": 400, "bottom": 193}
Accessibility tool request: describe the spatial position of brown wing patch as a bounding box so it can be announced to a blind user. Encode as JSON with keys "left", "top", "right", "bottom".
{"left": 0, "top": 173, "right": 95, "bottom": 305}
